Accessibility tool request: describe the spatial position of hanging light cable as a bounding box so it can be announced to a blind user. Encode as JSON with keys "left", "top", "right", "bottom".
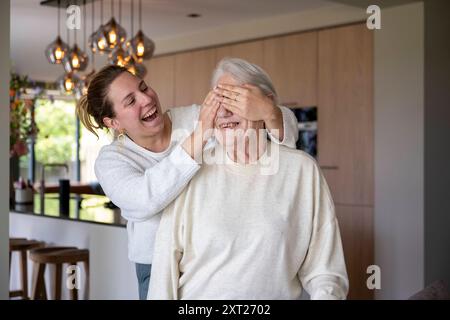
{"left": 80, "top": 0, "right": 95, "bottom": 96}
{"left": 45, "top": 0, "right": 69, "bottom": 64}
{"left": 87, "top": 0, "right": 97, "bottom": 53}
{"left": 129, "top": 0, "right": 155, "bottom": 62}
{"left": 83, "top": 0, "right": 97, "bottom": 93}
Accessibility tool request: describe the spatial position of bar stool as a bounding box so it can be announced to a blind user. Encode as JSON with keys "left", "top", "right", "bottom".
{"left": 9, "top": 238, "right": 45, "bottom": 299}
{"left": 30, "top": 247, "right": 89, "bottom": 300}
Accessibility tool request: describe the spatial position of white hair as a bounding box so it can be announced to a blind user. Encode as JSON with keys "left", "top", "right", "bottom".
{"left": 211, "top": 57, "right": 278, "bottom": 104}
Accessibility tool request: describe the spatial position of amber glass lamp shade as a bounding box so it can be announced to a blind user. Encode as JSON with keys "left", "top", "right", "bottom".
{"left": 45, "top": 36, "right": 69, "bottom": 64}
{"left": 129, "top": 30, "right": 155, "bottom": 62}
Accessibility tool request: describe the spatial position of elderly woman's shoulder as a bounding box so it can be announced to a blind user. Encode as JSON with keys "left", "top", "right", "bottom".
{"left": 278, "top": 145, "right": 320, "bottom": 169}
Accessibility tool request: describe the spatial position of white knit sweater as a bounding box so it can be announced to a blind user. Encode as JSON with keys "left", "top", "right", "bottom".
{"left": 148, "top": 143, "right": 349, "bottom": 300}
{"left": 94, "top": 105, "right": 299, "bottom": 264}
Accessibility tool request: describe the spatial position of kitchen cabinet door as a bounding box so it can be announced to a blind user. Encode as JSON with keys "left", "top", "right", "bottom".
{"left": 174, "top": 48, "right": 216, "bottom": 107}
{"left": 263, "top": 31, "right": 317, "bottom": 107}
{"left": 215, "top": 40, "right": 265, "bottom": 67}
{"left": 318, "top": 23, "right": 374, "bottom": 206}
{"left": 144, "top": 55, "right": 175, "bottom": 112}
{"left": 335, "top": 204, "right": 374, "bottom": 300}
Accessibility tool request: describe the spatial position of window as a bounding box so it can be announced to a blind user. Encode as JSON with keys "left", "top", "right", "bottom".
{"left": 28, "top": 97, "right": 111, "bottom": 184}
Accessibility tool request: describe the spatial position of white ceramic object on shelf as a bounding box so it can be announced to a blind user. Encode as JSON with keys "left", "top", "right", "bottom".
{"left": 15, "top": 189, "right": 34, "bottom": 204}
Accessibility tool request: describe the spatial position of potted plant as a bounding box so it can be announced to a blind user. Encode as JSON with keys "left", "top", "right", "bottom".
{"left": 9, "top": 73, "right": 39, "bottom": 204}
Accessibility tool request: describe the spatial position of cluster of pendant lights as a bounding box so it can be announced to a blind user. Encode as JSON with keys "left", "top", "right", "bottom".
{"left": 45, "top": 0, "right": 155, "bottom": 95}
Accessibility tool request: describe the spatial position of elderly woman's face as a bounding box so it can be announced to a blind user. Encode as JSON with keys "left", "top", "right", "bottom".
{"left": 214, "top": 73, "right": 264, "bottom": 147}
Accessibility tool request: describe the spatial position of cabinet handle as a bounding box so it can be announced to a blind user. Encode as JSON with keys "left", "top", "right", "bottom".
{"left": 320, "top": 165, "right": 339, "bottom": 170}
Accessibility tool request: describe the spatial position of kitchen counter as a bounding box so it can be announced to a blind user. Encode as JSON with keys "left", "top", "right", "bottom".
{"left": 11, "top": 193, "right": 126, "bottom": 227}
{"left": 9, "top": 194, "right": 137, "bottom": 299}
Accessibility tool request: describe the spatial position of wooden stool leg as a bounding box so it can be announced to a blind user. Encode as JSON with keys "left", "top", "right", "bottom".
{"left": 31, "top": 262, "right": 47, "bottom": 300}
{"left": 20, "top": 250, "right": 28, "bottom": 299}
{"left": 54, "top": 263, "right": 62, "bottom": 300}
{"left": 83, "top": 258, "right": 89, "bottom": 300}
{"left": 71, "top": 287, "right": 78, "bottom": 300}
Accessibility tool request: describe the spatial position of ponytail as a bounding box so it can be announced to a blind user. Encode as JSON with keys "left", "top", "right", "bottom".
{"left": 75, "top": 65, "right": 129, "bottom": 139}
{"left": 76, "top": 94, "right": 101, "bottom": 139}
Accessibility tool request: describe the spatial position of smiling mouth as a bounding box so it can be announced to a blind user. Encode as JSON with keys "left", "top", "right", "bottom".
{"left": 218, "top": 121, "right": 240, "bottom": 129}
{"left": 141, "top": 106, "right": 158, "bottom": 122}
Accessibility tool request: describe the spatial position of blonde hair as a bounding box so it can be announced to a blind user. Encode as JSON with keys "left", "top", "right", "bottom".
{"left": 76, "top": 65, "right": 129, "bottom": 138}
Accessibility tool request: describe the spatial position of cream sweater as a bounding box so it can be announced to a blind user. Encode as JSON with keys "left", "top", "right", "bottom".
{"left": 148, "top": 143, "right": 349, "bottom": 299}
{"left": 94, "top": 105, "right": 299, "bottom": 264}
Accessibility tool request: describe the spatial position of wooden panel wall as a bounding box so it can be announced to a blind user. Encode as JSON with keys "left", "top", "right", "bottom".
{"left": 263, "top": 31, "right": 317, "bottom": 107}
{"left": 174, "top": 48, "right": 216, "bottom": 106}
{"left": 318, "top": 24, "right": 374, "bottom": 299}
{"left": 144, "top": 55, "right": 175, "bottom": 111}
{"left": 318, "top": 24, "right": 374, "bottom": 207}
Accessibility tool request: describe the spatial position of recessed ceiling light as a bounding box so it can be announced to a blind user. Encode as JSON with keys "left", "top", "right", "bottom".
{"left": 187, "top": 13, "right": 201, "bottom": 18}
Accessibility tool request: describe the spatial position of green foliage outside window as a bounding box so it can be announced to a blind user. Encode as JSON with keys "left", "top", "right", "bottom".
{"left": 34, "top": 99, "right": 76, "bottom": 165}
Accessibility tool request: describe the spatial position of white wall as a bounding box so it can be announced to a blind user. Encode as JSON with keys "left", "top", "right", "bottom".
{"left": 0, "top": 0, "right": 10, "bottom": 300}
{"left": 374, "top": 2, "right": 425, "bottom": 299}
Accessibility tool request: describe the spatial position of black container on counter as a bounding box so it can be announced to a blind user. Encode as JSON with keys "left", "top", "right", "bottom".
{"left": 59, "top": 179, "right": 70, "bottom": 216}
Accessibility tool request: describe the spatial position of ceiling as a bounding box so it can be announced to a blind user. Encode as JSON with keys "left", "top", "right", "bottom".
{"left": 11, "top": 0, "right": 339, "bottom": 81}
{"left": 331, "top": 0, "right": 421, "bottom": 8}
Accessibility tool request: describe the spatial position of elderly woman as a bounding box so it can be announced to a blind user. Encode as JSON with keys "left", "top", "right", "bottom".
{"left": 76, "top": 62, "right": 299, "bottom": 299}
{"left": 148, "top": 58, "right": 349, "bottom": 300}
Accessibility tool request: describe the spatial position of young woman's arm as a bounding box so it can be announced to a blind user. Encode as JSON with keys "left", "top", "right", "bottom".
{"left": 95, "top": 94, "right": 220, "bottom": 222}
{"left": 266, "top": 105, "right": 299, "bottom": 149}
{"left": 95, "top": 144, "right": 200, "bottom": 222}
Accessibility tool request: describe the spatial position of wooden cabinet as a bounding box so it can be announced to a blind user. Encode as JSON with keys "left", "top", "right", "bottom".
{"left": 318, "top": 24, "right": 374, "bottom": 206}
{"left": 174, "top": 48, "right": 216, "bottom": 107}
{"left": 263, "top": 31, "right": 317, "bottom": 107}
{"left": 335, "top": 205, "right": 374, "bottom": 300}
{"left": 215, "top": 40, "right": 265, "bottom": 66}
{"left": 144, "top": 55, "right": 175, "bottom": 112}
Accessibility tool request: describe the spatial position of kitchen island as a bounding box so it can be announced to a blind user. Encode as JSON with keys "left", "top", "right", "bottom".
{"left": 9, "top": 194, "right": 138, "bottom": 299}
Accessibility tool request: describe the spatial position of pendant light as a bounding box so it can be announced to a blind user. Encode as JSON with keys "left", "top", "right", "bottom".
{"left": 63, "top": 43, "right": 89, "bottom": 72}
{"left": 103, "top": 0, "right": 127, "bottom": 50}
{"left": 63, "top": 15, "right": 89, "bottom": 73}
{"left": 126, "top": 56, "right": 147, "bottom": 78}
{"left": 129, "top": 0, "right": 155, "bottom": 62}
{"left": 45, "top": 0, "right": 69, "bottom": 64}
{"left": 109, "top": 0, "right": 130, "bottom": 67}
{"left": 110, "top": 46, "right": 130, "bottom": 67}
{"left": 58, "top": 72, "right": 81, "bottom": 95}
{"left": 91, "top": 0, "right": 110, "bottom": 54}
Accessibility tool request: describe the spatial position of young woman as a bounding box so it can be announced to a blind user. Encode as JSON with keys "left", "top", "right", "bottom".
{"left": 76, "top": 64, "right": 299, "bottom": 299}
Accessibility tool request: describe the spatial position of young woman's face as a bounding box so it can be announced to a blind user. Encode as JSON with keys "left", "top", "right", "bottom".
{"left": 106, "top": 72, "right": 164, "bottom": 139}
